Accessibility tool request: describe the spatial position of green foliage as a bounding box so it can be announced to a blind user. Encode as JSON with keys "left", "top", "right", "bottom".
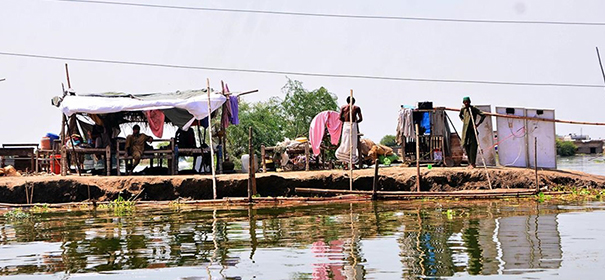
{"left": 380, "top": 135, "right": 397, "bottom": 147}
{"left": 99, "top": 195, "right": 136, "bottom": 215}
{"left": 3, "top": 209, "right": 31, "bottom": 220}
{"left": 535, "top": 192, "right": 552, "bottom": 203}
{"left": 226, "top": 98, "right": 286, "bottom": 159}
{"left": 280, "top": 79, "right": 339, "bottom": 138}
{"left": 31, "top": 204, "right": 49, "bottom": 213}
{"left": 556, "top": 139, "right": 577, "bottom": 156}
{"left": 226, "top": 79, "right": 339, "bottom": 162}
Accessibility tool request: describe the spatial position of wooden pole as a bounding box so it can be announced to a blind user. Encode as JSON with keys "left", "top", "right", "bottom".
{"left": 415, "top": 124, "right": 421, "bottom": 192}
{"left": 207, "top": 78, "right": 217, "bottom": 199}
{"left": 65, "top": 63, "right": 71, "bottom": 89}
{"left": 60, "top": 85, "right": 67, "bottom": 176}
{"left": 248, "top": 127, "right": 256, "bottom": 201}
{"left": 468, "top": 107, "right": 493, "bottom": 190}
{"left": 441, "top": 107, "right": 605, "bottom": 126}
{"left": 535, "top": 137, "right": 539, "bottom": 191}
{"left": 261, "top": 145, "right": 266, "bottom": 173}
{"left": 597, "top": 47, "right": 605, "bottom": 85}
{"left": 304, "top": 142, "right": 310, "bottom": 171}
{"left": 372, "top": 160, "right": 379, "bottom": 200}
{"left": 349, "top": 89, "right": 354, "bottom": 191}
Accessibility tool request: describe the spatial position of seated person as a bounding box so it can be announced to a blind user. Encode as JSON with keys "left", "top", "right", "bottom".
{"left": 125, "top": 124, "right": 153, "bottom": 172}
{"left": 175, "top": 127, "right": 196, "bottom": 148}
{"left": 94, "top": 126, "right": 112, "bottom": 149}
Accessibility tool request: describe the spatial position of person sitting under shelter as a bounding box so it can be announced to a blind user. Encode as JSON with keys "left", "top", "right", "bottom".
{"left": 336, "top": 96, "right": 363, "bottom": 167}
{"left": 125, "top": 124, "right": 153, "bottom": 173}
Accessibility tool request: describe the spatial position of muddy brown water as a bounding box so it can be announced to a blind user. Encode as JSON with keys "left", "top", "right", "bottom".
{"left": 1, "top": 199, "right": 605, "bottom": 280}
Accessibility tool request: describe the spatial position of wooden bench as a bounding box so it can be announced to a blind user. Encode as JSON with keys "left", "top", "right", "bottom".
{"left": 68, "top": 146, "right": 112, "bottom": 176}
{"left": 0, "top": 144, "right": 37, "bottom": 172}
{"left": 116, "top": 138, "right": 175, "bottom": 176}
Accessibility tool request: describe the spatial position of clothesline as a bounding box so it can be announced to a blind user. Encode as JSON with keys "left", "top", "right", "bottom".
{"left": 414, "top": 107, "right": 605, "bottom": 126}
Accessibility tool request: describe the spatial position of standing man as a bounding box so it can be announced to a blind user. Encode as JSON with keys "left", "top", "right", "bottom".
{"left": 336, "top": 96, "right": 363, "bottom": 167}
{"left": 125, "top": 124, "right": 153, "bottom": 174}
{"left": 459, "top": 96, "right": 486, "bottom": 168}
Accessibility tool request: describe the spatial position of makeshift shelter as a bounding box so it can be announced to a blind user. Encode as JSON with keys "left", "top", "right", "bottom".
{"left": 52, "top": 88, "right": 246, "bottom": 176}
{"left": 396, "top": 103, "right": 459, "bottom": 166}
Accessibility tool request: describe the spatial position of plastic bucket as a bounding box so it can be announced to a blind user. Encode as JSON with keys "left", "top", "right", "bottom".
{"left": 41, "top": 137, "right": 51, "bottom": 150}
{"left": 50, "top": 154, "right": 61, "bottom": 174}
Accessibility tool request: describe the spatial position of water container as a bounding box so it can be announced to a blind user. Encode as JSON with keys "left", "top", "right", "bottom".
{"left": 241, "top": 154, "right": 258, "bottom": 173}
{"left": 50, "top": 155, "right": 61, "bottom": 174}
{"left": 41, "top": 137, "right": 51, "bottom": 150}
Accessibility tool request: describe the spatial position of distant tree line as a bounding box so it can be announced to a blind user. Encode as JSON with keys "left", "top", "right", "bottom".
{"left": 556, "top": 139, "right": 577, "bottom": 157}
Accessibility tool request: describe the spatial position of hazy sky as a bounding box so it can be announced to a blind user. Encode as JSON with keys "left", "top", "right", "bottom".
{"left": 1, "top": 0, "right": 605, "bottom": 145}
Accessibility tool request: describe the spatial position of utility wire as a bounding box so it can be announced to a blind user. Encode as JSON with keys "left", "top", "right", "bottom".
{"left": 43, "top": 0, "right": 605, "bottom": 27}
{"left": 0, "top": 51, "right": 603, "bottom": 89}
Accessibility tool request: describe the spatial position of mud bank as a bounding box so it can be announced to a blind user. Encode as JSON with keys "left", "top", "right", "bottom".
{"left": 0, "top": 167, "right": 604, "bottom": 203}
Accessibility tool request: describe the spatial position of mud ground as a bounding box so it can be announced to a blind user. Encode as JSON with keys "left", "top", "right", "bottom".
{"left": 0, "top": 166, "right": 603, "bottom": 203}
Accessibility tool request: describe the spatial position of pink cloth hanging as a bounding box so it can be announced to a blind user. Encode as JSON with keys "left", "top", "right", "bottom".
{"left": 309, "top": 111, "right": 342, "bottom": 155}
{"left": 144, "top": 110, "right": 165, "bottom": 138}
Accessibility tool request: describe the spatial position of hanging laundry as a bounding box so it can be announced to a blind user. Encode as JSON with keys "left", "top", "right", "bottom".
{"left": 229, "top": 96, "right": 239, "bottom": 125}
{"left": 144, "top": 110, "right": 165, "bottom": 138}
{"left": 420, "top": 112, "right": 431, "bottom": 134}
{"left": 308, "top": 111, "right": 342, "bottom": 155}
{"left": 396, "top": 107, "right": 415, "bottom": 144}
{"left": 221, "top": 101, "right": 232, "bottom": 129}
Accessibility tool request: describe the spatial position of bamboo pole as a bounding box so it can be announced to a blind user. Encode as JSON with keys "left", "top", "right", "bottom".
{"left": 439, "top": 107, "right": 605, "bottom": 126}
{"left": 304, "top": 142, "right": 310, "bottom": 171}
{"left": 207, "top": 79, "right": 217, "bottom": 199}
{"left": 535, "top": 137, "right": 539, "bottom": 191}
{"left": 295, "top": 187, "right": 536, "bottom": 196}
{"left": 63, "top": 66, "right": 82, "bottom": 177}
{"left": 415, "top": 124, "right": 421, "bottom": 192}
{"left": 261, "top": 145, "right": 266, "bottom": 173}
{"left": 248, "top": 127, "right": 256, "bottom": 202}
{"left": 372, "top": 160, "right": 379, "bottom": 200}
{"left": 349, "top": 89, "right": 354, "bottom": 191}
{"left": 60, "top": 84, "right": 67, "bottom": 176}
{"left": 468, "top": 107, "right": 493, "bottom": 190}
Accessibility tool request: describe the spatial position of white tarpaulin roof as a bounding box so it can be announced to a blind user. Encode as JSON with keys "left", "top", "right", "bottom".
{"left": 59, "top": 89, "right": 226, "bottom": 120}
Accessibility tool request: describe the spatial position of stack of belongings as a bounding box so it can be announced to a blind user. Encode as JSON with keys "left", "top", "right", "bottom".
{"left": 274, "top": 138, "right": 313, "bottom": 171}
{"left": 359, "top": 139, "right": 399, "bottom": 165}
{"left": 0, "top": 165, "right": 22, "bottom": 177}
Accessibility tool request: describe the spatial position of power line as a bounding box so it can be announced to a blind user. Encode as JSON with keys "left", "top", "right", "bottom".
{"left": 1, "top": 51, "right": 603, "bottom": 89}
{"left": 43, "top": 0, "right": 605, "bottom": 27}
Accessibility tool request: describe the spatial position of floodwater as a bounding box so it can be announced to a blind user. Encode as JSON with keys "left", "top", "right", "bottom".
{"left": 2, "top": 200, "right": 605, "bottom": 280}
{"left": 557, "top": 154, "right": 605, "bottom": 176}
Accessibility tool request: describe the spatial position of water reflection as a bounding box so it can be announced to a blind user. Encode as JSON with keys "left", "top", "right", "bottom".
{"left": 0, "top": 201, "right": 573, "bottom": 279}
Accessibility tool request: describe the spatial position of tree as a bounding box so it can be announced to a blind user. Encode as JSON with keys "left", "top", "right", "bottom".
{"left": 280, "top": 78, "right": 339, "bottom": 138}
{"left": 556, "top": 139, "right": 577, "bottom": 156}
{"left": 225, "top": 79, "right": 340, "bottom": 167}
{"left": 226, "top": 98, "right": 286, "bottom": 159}
{"left": 380, "top": 135, "right": 397, "bottom": 147}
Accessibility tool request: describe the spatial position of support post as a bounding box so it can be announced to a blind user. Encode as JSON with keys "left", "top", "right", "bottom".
{"left": 105, "top": 145, "right": 111, "bottom": 176}
{"left": 248, "top": 127, "right": 256, "bottom": 201}
{"left": 261, "top": 145, "right": 266, "bottom": 173}
{"left": 415, "top": 124, "right": 421, "bottom": 192}
{"left": 116, "top": 140, "right": 121, "bottom": 176}
{"left": 60, "top": 114, "right": 67, "bottom": 176}
{"left": 372, "top": 160, "right": 379, "bottom": 200}
{"left": 535, "top": 137, "right": 539, "bottom": 191}
{"left": 305, "top": 142, "right": 310, "bottom": 171}
{"left": 35, "top": 150, "right": 39, "bottom": 173}
{"left": 207, "top": 79, "right": 217, "bottom": 199}
{"left": 349, "top": 89, "right": 354, "bottom": 191}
